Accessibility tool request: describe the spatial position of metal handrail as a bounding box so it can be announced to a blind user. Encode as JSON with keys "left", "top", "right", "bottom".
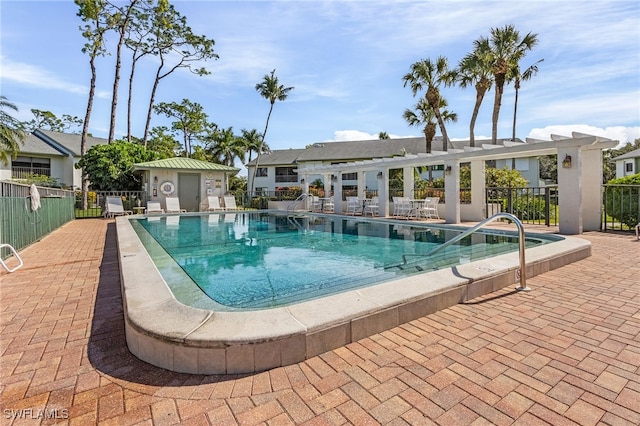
{"left": 287, "top": 193, "right": 309, "bottom": 212}
{"left": 403, "top": 212, "right": 530, "bottom": 291}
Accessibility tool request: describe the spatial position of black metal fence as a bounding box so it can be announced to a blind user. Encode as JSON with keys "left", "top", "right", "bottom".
{"left": 602, "top": 184, "right": 640, "bottom": 231}
{"left": 486, "top": 186, "right": 559, "bottom": 226}
{"left": 74, "top": 191, "right": 148, "bottom": 218}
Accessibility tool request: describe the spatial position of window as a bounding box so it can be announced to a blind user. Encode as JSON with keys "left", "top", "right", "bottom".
{"left": 342, "top": 172, "right": 357, "bottom": 181}
{"left": 275, "top": 167, "right": 298, "bottom": 183}
{"left": 256, "top": 167, "right": 268, "bottom": 177}
{"left": 625, "top": 162, "right": 633, "bottom": 173}
{"left": 12, "top": 156, "right": 51, "bottom": 178}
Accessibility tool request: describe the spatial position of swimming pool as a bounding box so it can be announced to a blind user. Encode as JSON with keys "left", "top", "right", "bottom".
{"left": 132, "top": 212, "right": 558, "bottom": 310}
{"left": 116, "top": 211, "right": 591, "bottom": 374}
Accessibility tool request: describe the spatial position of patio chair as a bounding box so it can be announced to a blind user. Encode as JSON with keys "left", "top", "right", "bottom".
{"left": 323, "top": 196, "right": 334, "bottom": 213}
{"left": 416, "top": 197, "right": 440, "bottom": 220}
{"left": 105, "top": 196, "right": 133, "bottom": 218}
{"left": 206, "top": 196, "right": 225, "bottom": 211}
{"left": 346, "top": 196, "right": 360, "bottom": 215}
{"left": 363, "top": 196, "right": 379, "bottom": 216}
{"left": 310, "top": 195, "right": 322, "bottom": 212}
{"left": 165, "top": 197, "right": 187, "bottom": 213}
{"left": 146, "top": 201, "right": 164, "bottom": 214}
{"left": 392, "top": 197, "right": 412, "bottom": 219}
{"left": 223, "top": 196, "right": 239, "bottom": 211}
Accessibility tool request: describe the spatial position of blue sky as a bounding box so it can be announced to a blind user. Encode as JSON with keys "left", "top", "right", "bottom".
{"left": 2, "top": 0, "right": 639, "bottom": 172}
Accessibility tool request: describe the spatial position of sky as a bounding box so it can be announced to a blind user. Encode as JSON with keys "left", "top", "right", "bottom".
{"left": 1, "top": 0, "right": 639, "bottom": 174}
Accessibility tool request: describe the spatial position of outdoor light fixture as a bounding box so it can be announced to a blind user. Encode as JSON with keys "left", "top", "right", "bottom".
{"left": 445, "top": 165, "right": 452, "bottom": 175}
{"left": 377, "top": 171, "right": 383, "bottom": 179}
{"left": 562, "top": 154, "right": 572, "bottom": 169}
{"left": 300, "top": 178, "right": 305, "bottom": 184}
{"left": 153, "top": 176, "right": 158, "bottom": 184}
{"left": 331, "top": 175, "right": 337, "bottom": 182}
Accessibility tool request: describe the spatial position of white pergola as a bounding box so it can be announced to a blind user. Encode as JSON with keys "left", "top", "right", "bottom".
{"left": 296, "top": 132, "right": 618, "bottom": 235}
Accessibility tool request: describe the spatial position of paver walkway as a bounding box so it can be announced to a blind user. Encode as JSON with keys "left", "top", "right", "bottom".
{"left": 1, "top": 219, "right": 638, "bottom": 425}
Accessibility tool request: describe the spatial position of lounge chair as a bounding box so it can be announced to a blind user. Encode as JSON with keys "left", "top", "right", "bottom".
{"left": 223, "top": 196, "right": 239, "bottom": 211}
{"left": 310, "top": 196, "right": 322, "bottom": 212}
{"left": 165, "top": 197, "right": 187, "bottom": 213}
{"left": 363, "top": 196, "right": 379, "bottom": 216}
{"left": 146, "top": 201, "right": 164, "bottom": 214}
{"left": 206, "top": 196, "right": 225, "bottom": 211}
{"left": 105, "top": 196, "right": 133, "bottom": 218}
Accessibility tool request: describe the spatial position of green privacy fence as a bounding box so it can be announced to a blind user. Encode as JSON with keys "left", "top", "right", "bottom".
{"left": 1, "top": 182, "right": 75, "bottom": 260}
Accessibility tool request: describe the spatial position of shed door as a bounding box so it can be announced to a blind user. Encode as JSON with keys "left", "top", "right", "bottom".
{"left": 178, "top": 173, "right": 200, "bottom": 212}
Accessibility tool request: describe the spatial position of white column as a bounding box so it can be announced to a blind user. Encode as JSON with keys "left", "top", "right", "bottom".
{"left": 444, "top": 160, "right": 460, "bottom": 224}
{"left": 557, "top": 147, "right": 582, "bottom": 234}
{"left": 581, "top": 148, "right": 604, "bottom": 231}
{"left": 334, "top": 173, "right": 343, "bottom": 214}
{"left": 377, "top": 169, "right": 389, "bottom": 217}
{"left": 323, "top": 174, "right": 332, "bottom": 198}
{"left": 357, "top": 171, "right": 366, "bottom": 200}
{"left": 403, "top": 167, "right": 414, "bottom": 199}
{"left": 469, "top": 159, "right": 486, "bottom": 221}
{"left": 301, "top": 175, "right": 310, "bottom": 209}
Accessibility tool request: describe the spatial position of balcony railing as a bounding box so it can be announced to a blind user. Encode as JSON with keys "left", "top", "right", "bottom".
{"left": 12, "top": 166, "right": 51, "bottom": 179}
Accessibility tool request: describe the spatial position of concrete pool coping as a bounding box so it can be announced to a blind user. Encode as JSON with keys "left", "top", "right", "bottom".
{"left": 116, "top": 213, "right": 591, "bottom": 374}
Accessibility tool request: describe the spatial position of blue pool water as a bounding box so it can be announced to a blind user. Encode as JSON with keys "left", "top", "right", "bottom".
{"left": 132, "top": 212, "right": 559, "bottom": 310}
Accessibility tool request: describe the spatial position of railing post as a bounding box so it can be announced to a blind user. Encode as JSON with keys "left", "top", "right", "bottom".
{"left": 545, "top": 188, "right": 550, "bottom": 227}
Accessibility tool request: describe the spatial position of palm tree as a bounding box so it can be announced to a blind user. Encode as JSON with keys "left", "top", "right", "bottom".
{"left": 511, "top": 59, "right": 543, "bottom": 141}
{"left": 403, "top": 97, "right": 456, "bottom": 180}
{"left": 240, "top": 128, "right": 265, "bottom": 163}
{"left": 402, "top": 56, "right": 455, "bottom": 151}
{"left": 0, "top": 96, "right": 26, "bottom": 164}
{"left": 455, "top": 38, "right": 493, "bottom": 147}
{"left": 378, "top": 131, "right": 390, "bottom": 140}
{"left": 210, "top": 127, "right": 245, "bottom": 167}
{"left": 486, "top": 24, "right": 539, "bottom": 144}
{"left": 250, "top": 69, "right": 294, "bottom": 195}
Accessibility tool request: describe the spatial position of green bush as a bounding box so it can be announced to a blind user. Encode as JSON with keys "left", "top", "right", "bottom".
{"left": 604, "top": 174, "right": 640, "bottom": 228}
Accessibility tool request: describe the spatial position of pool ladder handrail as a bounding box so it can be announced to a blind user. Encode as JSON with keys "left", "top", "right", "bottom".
{"left": 403, "top": 212, "right": 530, "bottom": 291}
{"left": 287, "top": 193, "right": 309, "bottom": 213}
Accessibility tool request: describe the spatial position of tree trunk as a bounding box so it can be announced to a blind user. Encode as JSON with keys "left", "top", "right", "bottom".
{"left": 249, "top": 102, "right": 274, "bottom": 196}
{"left": 491, "top": 75, "right": 506, "bottom": 144}
{"left": 81, "top": 54, "right": 98, "bottom": 211}
{"left": 469, "top": 86, "right": 488, "bottom": 148}
{"left": 142, "top": 57, "right": 164, "bottom": 147}
{"left": 126, "top": 50, "right": 137, "bottom": 143}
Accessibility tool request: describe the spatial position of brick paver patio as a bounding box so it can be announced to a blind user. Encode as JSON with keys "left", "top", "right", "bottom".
{"left": 1, "top": 219, "right": 638, "bottom": 425}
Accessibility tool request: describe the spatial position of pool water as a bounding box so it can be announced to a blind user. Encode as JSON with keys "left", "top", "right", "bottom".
{"left": 132, "top": 212, "right": 557, "bottom": 310}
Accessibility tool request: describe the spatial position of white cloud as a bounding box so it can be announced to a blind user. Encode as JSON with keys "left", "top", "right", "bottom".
{"left": 325, "top": 130, "right": 407, "bottom": 142}
{"left": 527, "top": 125, "right": 640, "bottom": 147}
{"left": 0, "top": 56, "right": 110, "bottom": 99}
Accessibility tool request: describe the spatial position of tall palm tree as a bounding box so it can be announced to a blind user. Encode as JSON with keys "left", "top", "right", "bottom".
{"left": 455, "top": 38, "right": 493, "bottom": 147}
{"left": 0, "top": 96, "right": 26, "bottom": 164}
{"left": 402, "top": 56, "right": 455, "bottom": 151}
{"left": 486, "top": 24, "right": 539, "bottom": 144}
{"left": 250, "top": 69, "right": 294, "bottom": 195}
{"left": 512, "top": 58, "right": 543, "bottom": 141}
{"left": 378, "top": 131, "right": 390, "bottom": 140}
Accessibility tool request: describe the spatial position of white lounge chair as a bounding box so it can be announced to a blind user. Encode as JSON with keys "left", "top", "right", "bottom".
{"left": 105, "top": 196, "right": 133, "bottom": 218}
{"left": 206, "top": 196, "right": 225, "bottom": 211}
{"left": 165, "top": 197, "right": 187, "bottom": 213}
{"left": 363, "top": 196, "right": 379, "bottom": 216}
{"left": 146, "top": 201, "right": 164, "bottom": 214}
{"left": 223, "top": 196, "right": 239, "bottom": 211}
{"left": 322, "top": 196, "right": 334, "bottom": 213}
{"left": 310, "top": 196, "right": 322, "bottom": 212}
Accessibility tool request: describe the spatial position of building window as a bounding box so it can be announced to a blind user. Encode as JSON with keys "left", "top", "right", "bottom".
{"left": 256, "top": 187, "right": 269, "bottom": 195}
{"left": 12, "top": 156, "right": 51, "bottom": 178}
{"left": 256, "top": 167, "right": 268, "bottom": 177}
{"left": 275, "top": 167, "right": 298, "bottom": 183}
{"left": 342, "top": 172, "right": 357, "bottom": 181}
{"left": 625, "top": 162, "right": 634, "bottom": 173}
